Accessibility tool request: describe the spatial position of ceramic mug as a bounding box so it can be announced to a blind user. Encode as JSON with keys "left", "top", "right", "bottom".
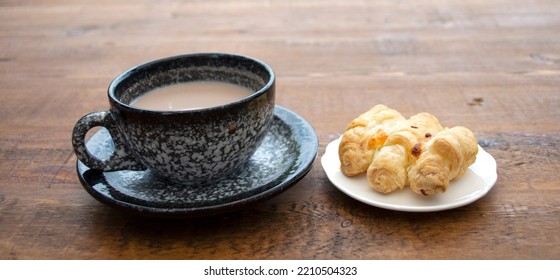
{"left": 72, "top": 53, "right": 275, "bottom": 185}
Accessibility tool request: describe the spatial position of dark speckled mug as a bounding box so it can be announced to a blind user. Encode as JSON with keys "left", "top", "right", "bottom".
{"left": 72, "top": 53, "right": 275, "bottom": 185}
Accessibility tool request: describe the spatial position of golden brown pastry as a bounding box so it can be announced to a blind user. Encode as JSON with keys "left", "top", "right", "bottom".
{"left": 408, "top": 126, "right": 478, "bottom": 196}
{"left": 367, "top": 113, "right": 443, "bottom": 193}
{"left": 338, "top": 105, "right": 405, "bottom": 176}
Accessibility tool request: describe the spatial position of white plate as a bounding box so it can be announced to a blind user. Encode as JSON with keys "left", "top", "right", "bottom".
{"left": 321, "top": 137, "right": 497, "bottom": 212}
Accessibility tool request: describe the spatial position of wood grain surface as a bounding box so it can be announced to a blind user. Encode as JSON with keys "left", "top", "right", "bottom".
{"left": 1, "top": 0, "right": 559, "bottom": 259}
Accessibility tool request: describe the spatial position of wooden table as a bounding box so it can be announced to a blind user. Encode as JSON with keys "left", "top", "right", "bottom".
{"left": 1, "top": 0, "right": 559, "bottom": 260}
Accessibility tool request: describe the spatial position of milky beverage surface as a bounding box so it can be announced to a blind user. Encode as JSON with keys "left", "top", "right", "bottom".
{"left": 130, "top": 81, "right": 253, "bottom": 111}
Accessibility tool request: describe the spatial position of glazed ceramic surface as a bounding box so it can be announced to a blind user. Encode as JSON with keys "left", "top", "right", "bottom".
{"left": 77, "top": 106, "right": 318, "bottom": 218}
{"left": 72, "top": 53, "right": 275, "bottom": 185}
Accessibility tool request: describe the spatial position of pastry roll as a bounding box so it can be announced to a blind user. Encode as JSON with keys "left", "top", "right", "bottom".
{"left": 338, "top": 105, "right": 405, "bottom": 176}
{"left": 408, "top": 126, "right": 478, "bottom": 196}
{"left": 367, "top": 113, "right": 443, "bottom": 193}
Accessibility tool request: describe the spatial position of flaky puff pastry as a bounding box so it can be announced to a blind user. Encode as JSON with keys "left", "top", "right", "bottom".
{"left": 367, "top": 113, "right": 443, "bottom": 194}
{"left": 408, "top": 126, "right": 478, "bottom": 196}
{"left": 338, "top": 105, "right": 405, "bottom": 176}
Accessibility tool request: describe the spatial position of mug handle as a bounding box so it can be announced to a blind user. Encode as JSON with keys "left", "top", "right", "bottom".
{"left": 72, "top": 110, "right": 146, "bottom": 171}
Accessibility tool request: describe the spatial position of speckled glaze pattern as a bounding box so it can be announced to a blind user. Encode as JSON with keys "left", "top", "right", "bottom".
{"left": 72, "top": 53, "right": 275, "bottom": 185}
{"left": 77, "top": 106, "right": 318, "bottom": 218}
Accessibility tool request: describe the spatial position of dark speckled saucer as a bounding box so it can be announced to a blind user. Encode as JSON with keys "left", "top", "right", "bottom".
{"left": 76, "top": 106, "right": 318, "bottom": 218}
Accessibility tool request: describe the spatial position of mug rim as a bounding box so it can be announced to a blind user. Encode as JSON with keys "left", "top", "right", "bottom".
{"left": 107, "top": 52, "right": 275, "bottom": 115}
